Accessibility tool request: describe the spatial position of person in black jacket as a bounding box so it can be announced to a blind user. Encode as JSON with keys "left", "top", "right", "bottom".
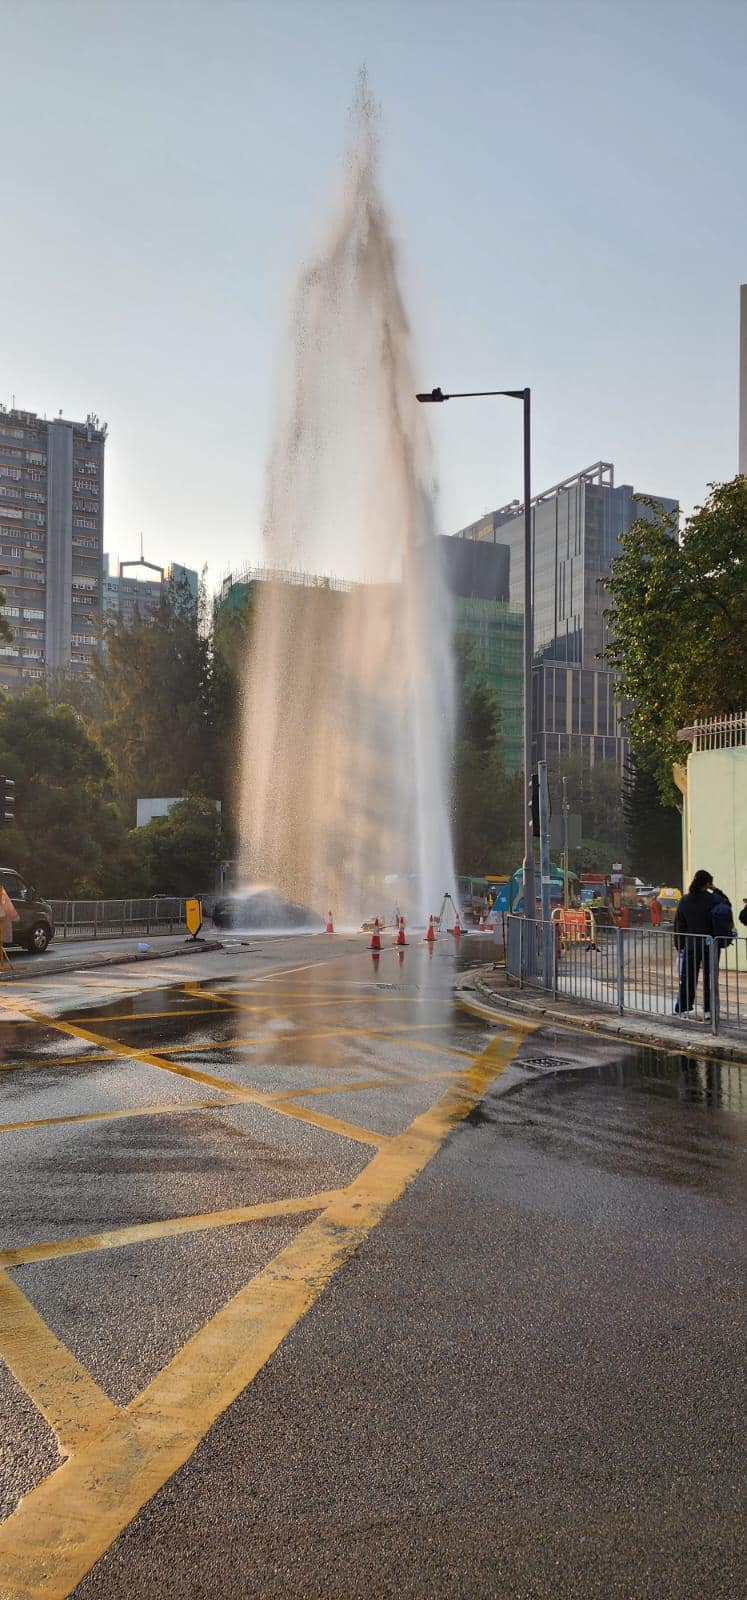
{"left": 740, "top": 900, "right": 747, "bottom": 929}
{"left": 673, "top": 869, "right": 716, "bottom": 1016}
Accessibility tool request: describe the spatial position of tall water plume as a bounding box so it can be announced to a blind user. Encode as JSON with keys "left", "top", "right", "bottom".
{"left": 240, "top": 78, "right": 456, "bottom": 924}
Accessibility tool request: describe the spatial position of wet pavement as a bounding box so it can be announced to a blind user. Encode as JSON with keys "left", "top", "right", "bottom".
{"left": 0, "top": 934, "right": 744, "bottom": 1597}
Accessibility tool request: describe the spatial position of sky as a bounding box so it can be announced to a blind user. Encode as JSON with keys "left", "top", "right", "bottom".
{"left": 2, "top": 0, "right": 746, "bottom": 592}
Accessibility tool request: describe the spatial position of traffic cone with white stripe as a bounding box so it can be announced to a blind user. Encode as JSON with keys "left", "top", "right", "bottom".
{"left": 426, "top": 915, "right": 436, "bottom": 944}
{"left": 325, "top": 910, "right": 334, "bottom": 934}
{"left": 370, "top": 917, "right": 382, "bottom": 951}
{"left": 395, "top": 915, "right": 407, "bottom": 947}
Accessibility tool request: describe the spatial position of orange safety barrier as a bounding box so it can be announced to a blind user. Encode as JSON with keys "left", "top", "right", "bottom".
{"left": 551, "top": 905, "right": 596, "bottom": 951}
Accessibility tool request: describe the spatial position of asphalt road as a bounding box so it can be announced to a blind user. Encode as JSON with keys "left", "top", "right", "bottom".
{"left": 0, "top": 934, "right": 743, "bottom": 1599}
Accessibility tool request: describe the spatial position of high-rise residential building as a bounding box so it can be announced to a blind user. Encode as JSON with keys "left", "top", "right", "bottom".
{"left": 740, "top": 283, "right": 747, "bottom": 476}
{"left": 0, "top": 405, "right": 105, "bottom": 689}
{"left": 455, "top": 461, "right": 678, "bottom": 771}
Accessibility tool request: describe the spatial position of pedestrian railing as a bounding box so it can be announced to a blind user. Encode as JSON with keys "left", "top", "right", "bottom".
{"left": 505, "top": 913, "right": 747, "bottom": 1035}
{"left": 48, "top": 898, "right": 190, "bottom": 939}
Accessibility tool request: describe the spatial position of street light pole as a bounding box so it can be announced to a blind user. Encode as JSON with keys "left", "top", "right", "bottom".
{"left": 415, "top": 386, "right": 536, "bottom": 922}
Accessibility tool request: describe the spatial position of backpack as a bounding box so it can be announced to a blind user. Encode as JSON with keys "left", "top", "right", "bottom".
{"left": 711, "top": 894, "right": 735, "bottom": 948}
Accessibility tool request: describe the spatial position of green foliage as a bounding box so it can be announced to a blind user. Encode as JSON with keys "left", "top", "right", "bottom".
{"left": 452, "top": 637, "right": 523, "bottom": 874}
{"left": 546, "top": 750, "right": 626, "bottom": 864}
{"left": 0, "top": 591, "right": 12, "bottom": 646}
{"left": 130, "top": 794, "right": 226, "bottom": 896}
{"left": 95, "top": 583, "right": 217, "bottom": 819}
{"left": 210, "top": 589, "right": 254, "bottom": 843}
{"left": 0, "top": 688, "right": 128, "bottom": 896}
{"left": 605, "top": 477, "right": 747, "bottom": 802}
{"left": 622, "top": 751, "right": 681, "bottom": 885}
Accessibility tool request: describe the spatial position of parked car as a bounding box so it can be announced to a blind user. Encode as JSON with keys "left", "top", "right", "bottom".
{"left": 0, "top": 868, "right": 55, "bottom": 953}
{"left": 212, "top": 885, "right": 323, "bottom": 932}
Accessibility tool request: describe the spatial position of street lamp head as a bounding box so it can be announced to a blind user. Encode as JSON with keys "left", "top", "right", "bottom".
{"left": 416, "top": 387, "right": 448, "bottom": 403}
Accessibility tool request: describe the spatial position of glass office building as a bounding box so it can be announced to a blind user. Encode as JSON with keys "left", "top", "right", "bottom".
{"left": 456, "top": 462, "right": 678, "bottom": 771}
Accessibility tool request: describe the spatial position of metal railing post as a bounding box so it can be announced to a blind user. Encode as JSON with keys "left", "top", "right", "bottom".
{"left": 709, "top": 937, "right": 719, "bottom": 1035}
{"left": 617, "top": 926, "right": 625, "bottom": 1014}
{"left": 519, "top": 917, "right": 524, "bottom": 989}
{"left": 552, "top": 921, "right": 558, "bottom": 1001}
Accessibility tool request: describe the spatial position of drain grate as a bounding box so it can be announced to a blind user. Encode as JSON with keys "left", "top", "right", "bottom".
{"left": 519, "top": 1055, "right": 567, "bottom": 1072}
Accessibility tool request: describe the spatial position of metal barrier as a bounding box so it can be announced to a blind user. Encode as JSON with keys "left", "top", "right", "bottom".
{"left": 505, "top": 913, "right": 747, "bottom": 1035}
{"left": 48, "top": 898, "right": 189, "bottom": 939}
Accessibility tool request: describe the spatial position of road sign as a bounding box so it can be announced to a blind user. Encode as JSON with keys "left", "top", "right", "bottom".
{"left": 550, "top": 812, "right": 581, "bottom": 850}
{"left": 185, "top": 897, "right": 203, "bottom": 939}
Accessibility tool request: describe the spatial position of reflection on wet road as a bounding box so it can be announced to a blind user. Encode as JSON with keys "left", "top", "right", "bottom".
{"left": 0, "top": 935, "right": 743, "bottom": 1598}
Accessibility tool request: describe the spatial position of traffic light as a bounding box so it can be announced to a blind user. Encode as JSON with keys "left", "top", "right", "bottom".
{"left": 531, "top": 772, "right": 540, "bottom": 837}
{"left": 0, "top": 776, "right": 15, "bottom": 827}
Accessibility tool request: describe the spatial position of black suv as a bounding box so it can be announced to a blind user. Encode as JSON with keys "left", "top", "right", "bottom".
{"left": 0, "top": 868, "right": 55, "bottom": 953}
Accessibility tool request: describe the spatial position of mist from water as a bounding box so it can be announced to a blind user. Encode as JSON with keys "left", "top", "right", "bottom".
{"left": 239, "top": 76, "right": 456, "bottom": 926}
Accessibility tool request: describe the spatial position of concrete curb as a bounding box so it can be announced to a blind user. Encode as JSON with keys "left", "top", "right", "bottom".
{"left": 0, "top": 937, "right": 225, "bottom": 983}
{"left": 455, "top": 967, "right": 747, "bottom": 1065}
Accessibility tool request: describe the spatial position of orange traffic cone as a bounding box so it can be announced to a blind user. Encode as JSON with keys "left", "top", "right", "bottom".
{"left": 395, "top": 915, "right": 407, "bottom": 947}
{"left": 478, "top": 911, "right": 486, "bottom": 932}
{"left": 370, "top": 917, "right": 382, "bottom": 951}
{"left": 451, "top": 914, "right": 462, "bottom": 937}
{"left": 325, "top": 911, "right": 334, "bottom": 934}
{"left": 426, "top": 916, "right": 436, "bottom": 944}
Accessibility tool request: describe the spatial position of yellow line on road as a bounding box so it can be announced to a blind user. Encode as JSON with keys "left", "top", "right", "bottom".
{"left": 0, "top": 996, "right": 385, "bottom": 1149}
{"left": 52, "top": 1006, "right": 232, "bottom": 1024}
{"left": 149, "top": 1020, "right": 455, "bottom": 1055}
{"left": 272, "top": 1069, "right": 460, "bottom": 1101}
{"left": 0, "top": 1053, "right": 113, "bottom": 1073}
{"left": 0, "top": 1099, "right": 235, "bottom": 1135}
{"left": 0, "top": 1023, "right": 533, "bottom": 1598}
{"left": 0, "top": 1191, "right": 344, "bottom": 1271}
{"left": 0, "top": 1272, "right": 118, "bottom": 1458}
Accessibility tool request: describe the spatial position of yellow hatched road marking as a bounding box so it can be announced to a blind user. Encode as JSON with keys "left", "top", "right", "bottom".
{"left": 0, "top": 996, "right": 389, "bottom": 1149}
{"left": 0, "top": 1190, "right": 343, "bottom": 1271}
{"left": 0, "top": 1025, "right": 532, "bottom": 1598}
{"left": 0, "top": 1098, "right": 235, "bottom": 1135}
{"left": 0, "top": 1272, "right": 118, "bottom": 1457}
{"left": 272, "top": 1069, "right": 460, "bottom": 1100}
{"left": 149, "top": 1020, "right": 455, "bottom": 1054}
{"left": 0, "top": 1054, "right": 113, "bottom": 1073}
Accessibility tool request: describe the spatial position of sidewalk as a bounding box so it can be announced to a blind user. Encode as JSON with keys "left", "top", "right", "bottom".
{"left": 457, "top": 963, "right": 747, "bottom": 1064}
{"left": 0, "top": 932, "right": 225, "bottom": 982}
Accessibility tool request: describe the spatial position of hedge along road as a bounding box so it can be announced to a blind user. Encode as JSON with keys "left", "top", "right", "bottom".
{"left": 0, "top": 932, "right": 534, "bottom": 1596}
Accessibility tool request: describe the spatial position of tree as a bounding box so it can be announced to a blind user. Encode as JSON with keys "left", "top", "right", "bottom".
{"left": 0, "top": 590, "right": 12, "bottom": 645}
{"left": 604, "top": 477, "right": 747, "bottom": 802}
{"left": 622, "top": 751, "right": 681, "bottom": 885}
{"left": 210, "top": 588, "right": 255, "bottom": 847}
{"left": 545, "top": 750, "right": 626, "bottom": 869}
{"left": 452, "top": 638, "right": 523, "bottom": 874}
{"left": 0, "top": 688, "right": 128, "bottom": 896}
{"left": 131, "top": 794, "right": 226, "bottom": 895}
{"left": 95, "top": 580, "right": 217, "bottom": 819}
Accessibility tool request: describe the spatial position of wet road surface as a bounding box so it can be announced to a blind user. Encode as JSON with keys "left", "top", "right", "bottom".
{"left": 0, "top": 935, "right": 744, "bottom": 1597}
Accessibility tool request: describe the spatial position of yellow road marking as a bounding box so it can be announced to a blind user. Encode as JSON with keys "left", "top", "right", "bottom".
{"left": 49, "top": 1006, "right": 232, "bottom": 1024}
{"left": 0, "top": 1053, "right": 113, "bottom": 1073}
{"left": 0, "top": 1024, "right": 531, "bottom": 1598}
{"left": 0, "top": 996, "right": 385, "bottom": 1149}
{"left": 0, "top": 1191, "right": 344, "bottom": 1271}
{"left": 273, "top": 1069, "right": 459, "bottom": 1101}
{"left": 0, "top": 1272, "right": 118, "bottom": 1458}
{"left": 149, "top": 1020, "right": 455, "bottom": 1055}
{"left": 0, "top": 1099, "right": 235, "bottom": 1135}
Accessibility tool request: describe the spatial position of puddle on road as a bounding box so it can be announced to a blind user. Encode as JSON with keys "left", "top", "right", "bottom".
{"left": 503, "top": 1046, "right": 747, "bottom": 1119}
